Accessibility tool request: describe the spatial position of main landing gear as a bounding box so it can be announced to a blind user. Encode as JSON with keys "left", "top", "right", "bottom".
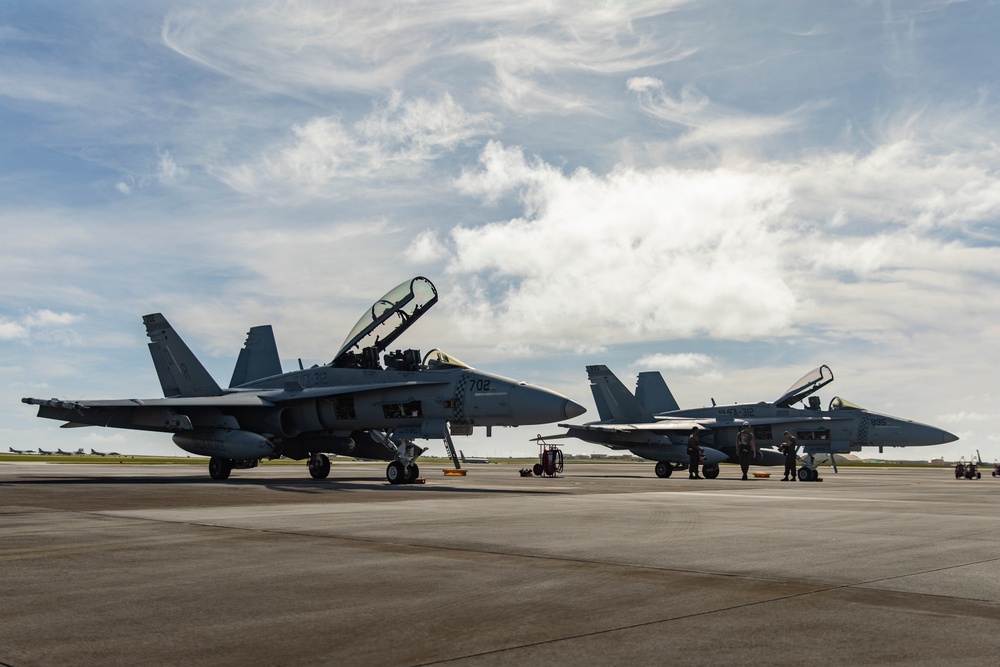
{"left": 208, "top": 456, "right": 259, "bottom": 480}
{"left": 384, "top": 436, "right": 425, "bottom": 485}
{"left": 308, "top": 453, "right": 331, "bottom": 479}
{"left": 385, "top": 460, "right": 421, "bottom": 484}
{"left": 654, "top": 461, "right": 720, "bottom": 479}
{"left": 797, "top": 467, "right": 820, "bottom": 482}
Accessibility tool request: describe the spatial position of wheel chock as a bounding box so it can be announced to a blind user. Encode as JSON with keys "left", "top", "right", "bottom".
{"left": 753, "top": 472, "right": 770, "bottom": 478}
{"left": 443, "top": 469, "right": 467, "bottom": 476}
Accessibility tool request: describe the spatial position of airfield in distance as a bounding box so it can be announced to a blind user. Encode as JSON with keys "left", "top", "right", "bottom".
{"left": 2, "top": 460, "right": 998, "bottom": 666}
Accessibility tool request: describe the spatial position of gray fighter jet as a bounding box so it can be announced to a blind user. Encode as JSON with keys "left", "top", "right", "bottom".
{"left": 554, "top": 365, "right": 957, "bottom": 480}
{"left": 23, "top": 277, "right": 585, "bottom": 482}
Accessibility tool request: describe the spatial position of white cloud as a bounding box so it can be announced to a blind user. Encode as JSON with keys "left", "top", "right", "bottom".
{"left": 632, "top": 352, "right": 717, "bottom": 374}
{"left": 162, "top": 1, "right": 694, "bottom": 109}
{"left": 446, "top": 142, "right": 797, "bottom": 348}
{"left": 0, "top": 310, "right": 82, "bottom": 343}
{"left": 627, "top": 76, "right": 802, "bottom": 147}
{"left": 217, "top": 93, "right": 497, "bottom": 197}
{"left": 157, "top": 150, "right": 186, "bottom": 186}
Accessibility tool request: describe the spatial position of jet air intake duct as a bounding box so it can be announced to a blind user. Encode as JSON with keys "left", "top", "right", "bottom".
{"left": 172, "top": 428, "right": 274, "bottom": 459}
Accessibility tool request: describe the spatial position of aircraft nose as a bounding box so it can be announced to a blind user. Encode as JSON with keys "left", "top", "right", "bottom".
{"left": 508, "top": 384, "right": 587, "bottom": 425}
{"left": 900, "top": 421, "right": 960, "bottom": 446}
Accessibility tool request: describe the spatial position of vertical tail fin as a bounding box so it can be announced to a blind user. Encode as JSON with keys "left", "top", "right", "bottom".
{"left": 143, "top": 313, "right": 223, "bottom": 397}
{"left": 586, "top": 365, "right": 654, "bottom": 423}
{"left": 459, "top": 450, "right": 467, "bottom": 462}
{"left": 635, "top": 371, "right": 680, "bottom": 414}
{"left": 229, "top": 325, "right": 282, "bottom": 387}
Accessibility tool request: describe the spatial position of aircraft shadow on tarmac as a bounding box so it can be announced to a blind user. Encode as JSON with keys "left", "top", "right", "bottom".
{"left": 0, "top": 475, "right": 566, "bottom": 496}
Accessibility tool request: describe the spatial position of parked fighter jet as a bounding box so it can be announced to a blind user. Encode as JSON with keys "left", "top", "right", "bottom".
{"left": 553, "top": 365, "right": 957, "bottom": 480}
{"left": 90, "top": 449, "right": 121, "bottom": 456}
{"left": 56, "top": 448, "right": 84, "bottom": 456}
{"left": 23, "top": 277, "right": 585, "bottom": 482}
{"left": 8, "top": 447, "right": 35, "bottom": 454}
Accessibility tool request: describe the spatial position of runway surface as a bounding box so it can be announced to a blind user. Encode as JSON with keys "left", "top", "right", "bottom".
{"left": 2, "top": 460, "right": 998, "bottom": 666}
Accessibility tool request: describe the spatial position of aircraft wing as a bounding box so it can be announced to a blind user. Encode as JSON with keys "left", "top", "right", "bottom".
{"left": 23, "top": 379, "right": 454, "bottom": 432}
{"left": 23, "top": 379, "right": 451, "bottom": 412}
{"left": 558, "top": 420, "right": 712, "bottom": 434}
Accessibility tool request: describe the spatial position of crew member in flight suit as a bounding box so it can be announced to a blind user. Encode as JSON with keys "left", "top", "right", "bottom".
{"left": 736, "top": 422, "right": 756, "bottom": 480}
{"left": 687, "top": 427, "right": 703, "bottom": 479}
{"left": 780, "top": 431, "right": 797, "bottom": 481}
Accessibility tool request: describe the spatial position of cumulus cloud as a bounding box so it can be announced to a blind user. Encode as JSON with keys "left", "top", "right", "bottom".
{"left": 0, "top": 310, "right": 82, "bottom": 342}
{"left": 445, "top": 142, "right": 797, "bottom": 349}
{"left": 218, "top": 93, "right": 497, "bottom": 197}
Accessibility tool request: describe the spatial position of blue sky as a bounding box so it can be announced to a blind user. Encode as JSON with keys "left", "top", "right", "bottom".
{"left": 2, "top": 1, "right": 998, "bottom": 461}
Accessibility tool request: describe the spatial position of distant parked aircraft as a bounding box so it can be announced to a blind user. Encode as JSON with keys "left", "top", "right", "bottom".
{"left": 90, "top": 448, "right": 121, "bottom": 456}
{"left": 56, "top": 448, "right": 85, "bottom": 456}
{"left": 459, "top": 450, "right": 490, "bottom": 464}
{"left": 8, "top": 447, "right": 35, "bottom": 454}
{"left": 553, "top": 364, "right": 957, "bottom": 481}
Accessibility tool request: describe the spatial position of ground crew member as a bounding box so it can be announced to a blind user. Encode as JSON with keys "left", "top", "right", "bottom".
{"left": 736, "top": 422, "right": 756, "bottom": 480}
{"left": 687, "top": 427, "right": 702, "bottom": 479}
{"left": 780, "top": 431, "right": 797, "bottom": 481}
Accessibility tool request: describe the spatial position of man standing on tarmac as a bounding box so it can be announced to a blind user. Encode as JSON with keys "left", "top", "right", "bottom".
{"left": 687, "top": 427, "right": 703, "bottom": 479}
{"left": 736, "top": 422, "right": 756, "bottom": 480}
{"left": 780, "top": 431, "right": 797, "bottom": 481}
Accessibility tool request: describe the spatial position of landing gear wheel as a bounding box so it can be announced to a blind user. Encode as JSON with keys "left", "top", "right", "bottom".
{"left": 532, "top": 463, "right": 543, "bottom": 476}
{"left": 702, "top": 463, "right": 720, "bottom": 479}
{"left": 403, "top": 463, "right": 420, "bottom": 483}
{"left": 386, "top": 461, "right": 405, "bottom": 485}
{"left": 654, "top": 461, "right": 673, "bottom": 478}
{"left": 798, "top": 467, "right": 811, "bottom": 482}
{"left": 209, "top": 457, "right": 232, "bottom": 480}
{"left": 308, "top": 454, "right": 331, "bottom": 479}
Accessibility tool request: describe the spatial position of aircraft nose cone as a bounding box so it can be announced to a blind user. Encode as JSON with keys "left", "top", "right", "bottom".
{"left": 508, "top": 385, "right": 587, "bottom": 425}
{"left": 565, "top": 398, "right": 586, "bottom": 420}
{"left": 898, "top": 421, "right": 960, "bottom": 446}
{"left": 933, "top": 426, "right": 959, "bottom": 445}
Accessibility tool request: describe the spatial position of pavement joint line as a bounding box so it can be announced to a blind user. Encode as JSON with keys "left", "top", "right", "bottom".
{"left": 85, "top": 507, "right": 1000, "bottom": 608}
{"left": 414, "top": 561, "right": 1000, "bottom": 665}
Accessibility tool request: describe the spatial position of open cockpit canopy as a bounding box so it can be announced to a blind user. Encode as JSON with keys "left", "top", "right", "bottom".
{"left": 775, "top": 365, "right": 834, "bottom": 408}
{"left": 331, "top": 276, "right": 438, "bottom": 367}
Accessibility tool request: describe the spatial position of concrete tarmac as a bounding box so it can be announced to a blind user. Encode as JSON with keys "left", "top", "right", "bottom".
{"left": 1, "top": 461, "right": 998, "bottom": 666}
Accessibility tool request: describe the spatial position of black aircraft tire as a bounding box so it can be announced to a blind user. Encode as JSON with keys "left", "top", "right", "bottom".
{"left": 386, "top": 461, "right": 405, "bottom": 484}
{"left": 532, "top": 463, "right": 543, "bottom": 476}
{"left": 810, "top": 468, "right": 819, "bottom": 481}
{"left": 209, "top": 457, "right": 231, "bottom": 481}
{"left": 654, "top": 461, "right": 672, "bottom": 478}
{"left": 403, "top": 463, "right": 420, "bottom": 483}
{"left": 702, "top": 463, "right": 720, "bottom": 479}
{"left": 797, "top": 467, "right": 811, "bottom": 482}
{"left": 308, "top": 454, "right": 331, "bottom": 479}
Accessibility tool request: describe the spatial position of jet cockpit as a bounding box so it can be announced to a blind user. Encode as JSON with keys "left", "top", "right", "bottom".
{"left": 774, "top": 365, "right": 835, "bottom": 409}
{"left": 331, "top": 276, "right": 439, "bottom": 371}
